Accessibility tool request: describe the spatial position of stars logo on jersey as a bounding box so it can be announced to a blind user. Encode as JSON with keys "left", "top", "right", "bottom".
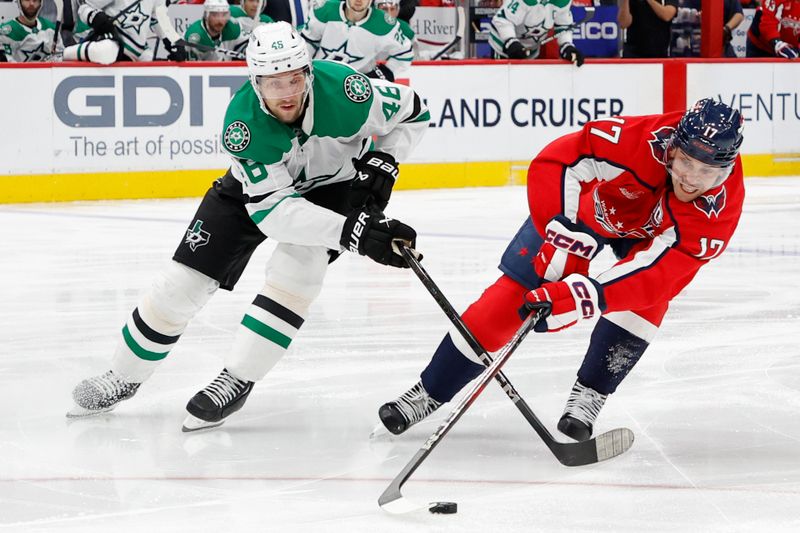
{"left": 343, "top": 74, "right": 371, "bottom": 103}
{"left": 0, "top": 25, "right": 11, "bottom": 36}
{"left": 118, "top": 4, "right": 150, "bottom": 34}
{"left": 224, "top": 121, "right": 251, "bottom": 153}
{"left": 20, "top": 41, "right": 48, "bottom": 62}
{"left": 693, "top": 186, "right": 727, "bottom": 219}
{"left": 648, "top": 126, "right": 675, "bottom": 165}
{"left": 185, "top": 220, "right": 211, "bottom": 251}
{"left": 320, "top": 41, "right": 363, "bottom": 64}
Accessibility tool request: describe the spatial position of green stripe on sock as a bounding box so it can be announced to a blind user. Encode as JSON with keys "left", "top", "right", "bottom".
{"left": 122, "top": 325, "right": 169, "bottom": 361}
{"left": 241, "top": 314, "right": 292, "bottom": 349}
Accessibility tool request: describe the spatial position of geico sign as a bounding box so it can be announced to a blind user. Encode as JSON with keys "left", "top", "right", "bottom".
{"left": 573, "top": 21, "right": 618, "bottom": 40}
{"left": 53, "top": 75, "right": 247, "bottom": 128}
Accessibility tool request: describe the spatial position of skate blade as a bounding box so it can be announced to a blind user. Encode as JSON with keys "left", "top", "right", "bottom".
{"left": 66, "top": 404, "right": 116, "bottom": 419}
{"left": 182, "top": 414, "right": 225, "bottom": 433}
{"left": 369, "top": 422, "right": 395, "bottom": 440}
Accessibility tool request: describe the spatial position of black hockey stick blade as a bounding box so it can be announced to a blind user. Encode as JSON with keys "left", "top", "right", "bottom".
{"left": 396, "top": 242, "right": 634, "bottom": 467}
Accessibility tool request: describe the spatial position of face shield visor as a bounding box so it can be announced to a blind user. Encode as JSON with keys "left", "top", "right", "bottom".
{"left": 255, "top": 67, "right": 312, "bottom": 101}
{"left": 666, "top": 146, "right": 733, "bottom": 194}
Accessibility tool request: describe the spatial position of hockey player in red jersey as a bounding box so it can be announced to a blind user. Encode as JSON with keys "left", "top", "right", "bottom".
{"left": 379, "top": 99, "right": 745, "bottom": 441}
{"left": 746, "top": 0, "right": 800, "bottom": 58}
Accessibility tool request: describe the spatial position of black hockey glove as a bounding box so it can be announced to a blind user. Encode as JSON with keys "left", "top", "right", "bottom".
{"left": 559, "top": 42, "right": 585, "bottom": 67}
{"left": 164, "top": 39, "right": 188, "bottom": 62}
{"left": 340, "top": 209, "right": 416, "bottom": 268}
{"left": 88, "top": 11, "right": 115, "bottom": 35}
{"left": 366, "top": 63, "right": 395, "bottom": 82}
{"left": 503, "top": 39, "right": 529, "bottom": 59}
{"left": 350, "top": 151, "right": 399, "bottom": 211}
{"left": 722, "top": 25, "right": 733, "bottom": 44}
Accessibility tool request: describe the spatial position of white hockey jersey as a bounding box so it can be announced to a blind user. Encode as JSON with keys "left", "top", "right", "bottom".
{"left": 300, "top": 2, "right": 413, "bottom": 79}
{"left": 489, "top": 0, "right": 575, "bottom": 58}
{"left": 0, "top": 17, "right": 62, "bottom": 62}
{"left": 76, "top": 0, "right": 175, "bottom": 60}
{"left": 220, "top": 60, "right": 429, "bottom": 248}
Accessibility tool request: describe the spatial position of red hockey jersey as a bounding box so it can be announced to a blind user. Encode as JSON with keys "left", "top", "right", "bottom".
{"left": 747, "top": 0, "right": 800, "bottom": 53}
{"left": 527, "top": 112, "right": 745, "bottom": 314}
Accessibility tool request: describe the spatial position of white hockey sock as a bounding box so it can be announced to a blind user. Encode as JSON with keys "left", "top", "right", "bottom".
{"left": 225, "top": 291, "right": 307, "bottom": 382}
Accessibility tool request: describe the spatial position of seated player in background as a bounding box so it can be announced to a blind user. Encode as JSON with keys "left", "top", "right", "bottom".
{"left": 184, "top": 0, "right": 246, "bottom": 61}
{"left": 489, "top": 0, "right": 584, "bottom": 65}
{"left": 375, "top": 0, "right": 416, "bottom": 47}
{"left": 62, "top": 0, "right": 186, "bottom": 64}
{"left": 68, "top": 22, "right": 431, "bottom": 433}
{"left": 379, "top": 99, "right": 745, "bottom": 442}
{"left": 301, "top": 0, "right": 414, "bottom": 81}
{"left": 746, "top": 0, "right": 799, "bottom": 59}
{"left": 231, "top": 0, "right": 274, "bottom": 23}
{"left": 0, "top": 0, "right": 62, "bottom": 62}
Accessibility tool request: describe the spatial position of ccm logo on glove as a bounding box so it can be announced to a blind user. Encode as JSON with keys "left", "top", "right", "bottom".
{"left": 544, "top": 228, "right": 597, "bottom": 259}
{"left": 571, "top": 280, "right": 596, "bottom": 319}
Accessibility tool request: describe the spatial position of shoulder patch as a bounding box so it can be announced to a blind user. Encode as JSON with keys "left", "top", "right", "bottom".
{"left": 343, "top": 73, "right": 371, "bottom": 103}
{"left": 224, "top": 121, "right": 251, "bottom": 153}
{"left": 189, "top": 32, "right": 201, "bottom": 43}
{"left": 0, "top": 24, "right": 11, "bottom": 36}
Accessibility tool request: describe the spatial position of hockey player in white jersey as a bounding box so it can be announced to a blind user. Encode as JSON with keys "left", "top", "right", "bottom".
{"left": 62, "top": 0, "right": 186, "bottom": 64}
{"left": 67, "top": 22, "right": 431, "bottom": 433}
{"left": 0, "top": 0, "right": 62, "bottom": 62}
{"left": 489, "top": 0, "right": 584, "bottom": 65}
{"left": 301, "top": 0, "right": 414, "bottom": 81}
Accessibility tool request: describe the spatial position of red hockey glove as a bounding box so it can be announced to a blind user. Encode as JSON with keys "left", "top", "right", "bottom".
{"left": 521, "top": 274, "right": 605, "bottom": 333}
{"left": 534, "top": 215, "right": 602, "bottom": 282}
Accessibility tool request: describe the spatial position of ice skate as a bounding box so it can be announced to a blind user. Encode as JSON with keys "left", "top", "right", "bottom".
{"left": 182, "top": 369, "right": 254, "bottom": 432}
{"left": 557, "top": 380, "right": 608, "bottom": 442}
{"left": 378, "top": 381, "right": 442, "bottom": 435}
{"left": 67, "top": 370, "right": 141, "bottom": 418}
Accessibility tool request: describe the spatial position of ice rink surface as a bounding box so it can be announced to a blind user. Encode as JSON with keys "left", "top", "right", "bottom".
{"left": 1, "top": 179, "right": 799, "bottom": 532}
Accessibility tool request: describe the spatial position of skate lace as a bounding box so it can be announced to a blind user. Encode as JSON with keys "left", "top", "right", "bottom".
{"left": 564, "top": 382, "right": 607, "bottom": 427}
{"left": 202, "top": 371, "right": 249, "bottom": 408}
{"left": 394, "top": 382, "right": 442, "bottom": 424}
{"left": 87, "top": 371, "right": 131, "bottom": 400}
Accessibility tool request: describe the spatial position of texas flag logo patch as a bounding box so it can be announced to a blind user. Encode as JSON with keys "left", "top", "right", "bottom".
{"left": 693, "top": 186, "right": 727, "bottom": 219}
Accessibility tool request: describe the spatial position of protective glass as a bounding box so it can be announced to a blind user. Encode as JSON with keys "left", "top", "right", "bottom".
{"left": 255, "top": 69, "right": 310, "bottom": 100}
{"left": 667, "top": 148, "right": 733, "bottom": 193}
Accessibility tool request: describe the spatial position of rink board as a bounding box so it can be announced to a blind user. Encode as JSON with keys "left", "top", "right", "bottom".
{"left": 0, "top": 59, "right": 798, "bottom": 203}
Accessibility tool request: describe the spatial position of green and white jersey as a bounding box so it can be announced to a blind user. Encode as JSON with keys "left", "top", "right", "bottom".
{"left": 0, "top": 18, "right": 61, "bottom": 62}
{"left": 184, "top": 18, "right": 243, "bottom": 61}
{"left": 221, "top": 60, "right": 429, "bottom": 249}
{"left": 228, "top": 6, "right": 273, "bottom": 54}
{"left": 76, "top": 0, "right": 172, "bottom": 60}
{"left": 490, "top": 0, "right": 574, "bottom": 58}
{"left": 300, "top": 2, "right": 413, "bottom": 79}
{"left": 230, "top": 5, "right": 274, "bottom": 25}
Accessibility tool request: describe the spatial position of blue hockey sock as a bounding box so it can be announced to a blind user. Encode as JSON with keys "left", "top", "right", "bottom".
{"left": 577, "top": 317, "right": 649, "bottom": 395}
{"left": 420, "top": 333, "right": 485, "bottom": 403}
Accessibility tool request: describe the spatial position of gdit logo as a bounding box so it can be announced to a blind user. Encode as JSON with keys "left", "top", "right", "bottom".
{"left": 572, "top": 21, "right": 618, "bottom": 41}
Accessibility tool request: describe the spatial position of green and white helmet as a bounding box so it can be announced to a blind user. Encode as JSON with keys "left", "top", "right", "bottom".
{"left": 246, "top": 22, "right": 313, "bottom": 114}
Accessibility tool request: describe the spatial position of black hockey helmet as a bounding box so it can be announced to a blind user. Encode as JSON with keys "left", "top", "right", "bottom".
{"left": 670, "top": 99, "right": 744, "bottom": 167}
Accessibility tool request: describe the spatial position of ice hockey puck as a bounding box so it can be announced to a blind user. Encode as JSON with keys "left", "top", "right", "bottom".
{"left": 428, "top": 501, "right": 457, "bottom": 514}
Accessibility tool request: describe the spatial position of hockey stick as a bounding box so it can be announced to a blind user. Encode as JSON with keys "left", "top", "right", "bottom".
{"left": 51, "top": 0, "right": 63, "bottom": 54}
{"left": 398, "top": 243, "right": 634, "bottom": 468}
{"left": 176, "top": 39, "right": 246, "bottom": 60}
{"left": 430, "top": 4, "right": 465, "bottom": 60}
{"left": 538, "top": 6, "right": 596, "bottom": 47}
{"left": 379, "top": 280, "right": 543, "bottom": 514}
